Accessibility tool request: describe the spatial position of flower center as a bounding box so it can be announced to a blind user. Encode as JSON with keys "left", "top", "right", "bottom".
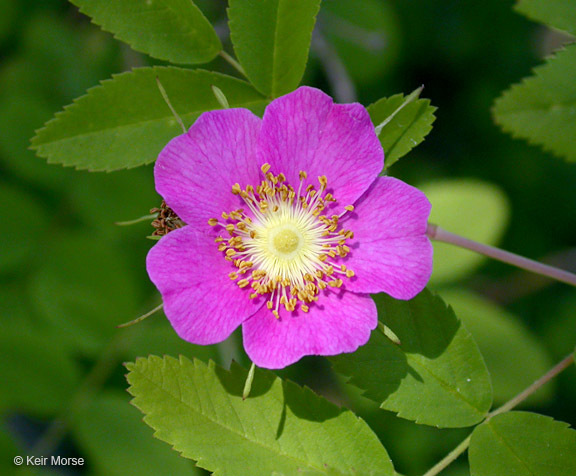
{"left": 208, "top": 163, "right": 356, "bottom": 318}
{"left": 271, "top": 227, "right": 301, "bottom": 255}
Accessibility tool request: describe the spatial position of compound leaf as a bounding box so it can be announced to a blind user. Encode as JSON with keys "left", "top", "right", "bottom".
{"left": 126, "top": 356, "right": 394, "bottom": 475}
{"left": 31, "top": 67, "right": 267, "bottom": 171}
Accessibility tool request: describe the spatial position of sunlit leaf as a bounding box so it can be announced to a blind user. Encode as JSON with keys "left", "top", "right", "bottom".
{"left": 332, "top": 289, "right": 492, "bottom": 428}
{"left": 442, "top": 290, "right": 553, "bottom": 406}
{"left": 228, "top": 0, "right": 321, "bottom": 97}
{"left": 421, "top": 179, "right": 510, "bottom": 284}
{"left": 70, "top": 0, "right": 221, "bottom": 64}
{"left": 368, "top": 93, "right": 436, "bottom": 168}
{"left": 469, "top": 412, "right": 576, "bottom": 476}
{"left": 127, "top": 356, "right": 394, "bottom": 475}
{"left": 493, "top": 44, "right": 576, "bottom": 162}
{"left": 31, "top": 67, "right": 267, "bottom": 171}
{"left": 516, "top": 0, "right": 576, "bottom": 36}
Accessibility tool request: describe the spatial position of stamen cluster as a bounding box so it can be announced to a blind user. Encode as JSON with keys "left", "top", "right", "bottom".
{"left": 208, "top": 163, "right": 356, "bottom": 318}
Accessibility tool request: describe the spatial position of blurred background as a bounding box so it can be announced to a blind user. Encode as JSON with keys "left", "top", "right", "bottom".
{"left": 1, "top": 0, "right": 575, "bottom": 474}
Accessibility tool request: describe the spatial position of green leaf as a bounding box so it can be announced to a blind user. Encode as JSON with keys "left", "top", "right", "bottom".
{"left": 442, "top": 290, "right": 553, "bottom": 406}
{"left": 72, "top": 392, "right": 201, "bottom": 476}
{"left": 31, "top": 67, "right": 267, "bottom": 171}
{"left": 421, "top": 179, "right": 510, "bottom": 284}
{"left": 469, "top": 412, "right": 576, "bottom": 476}
{"left": 367, "top": 93, "right": 436, "bottom": 167}
{"left": 0, "top": 329, "right": 81, "bottom": 416}
{"left": 331, "top": 289, "right": 492, "bottom": 428}
{"left": 70, "top": 0, "right": 221, "bottom": 64}
{"left": 228, "top": 0, "right": 321, "bottom": 97}
{"left": 516, "top": 0, "right": 576, "bottom": 36}
{"left": 126, "top": 356, "right": 394, "bottom": 475}
{"left": 493, "top": 44, "right": 576, "bottom": 162}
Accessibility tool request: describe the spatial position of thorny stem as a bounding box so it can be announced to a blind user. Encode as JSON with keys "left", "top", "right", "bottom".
{"left": 421, "top": 353, "right": 575, "bottom": 476}
{"left": 219, "top": 50, "right": 247, "bottom": 78}
{"left": 427, "top": 223, "right": 576, "bottom": 288}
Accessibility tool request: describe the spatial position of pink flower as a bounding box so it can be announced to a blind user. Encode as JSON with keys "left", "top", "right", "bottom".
{"left": 147, "top": 87, "right": 432, "bottom": 369}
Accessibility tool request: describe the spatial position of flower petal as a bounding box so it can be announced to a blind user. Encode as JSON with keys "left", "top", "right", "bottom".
{"left": 242, "top": 291, "right": 377, "bottom": 369}
{"left": 155, "top": 108, "right": 262, "bottom": 225}
{"left": 257, "top": 87, "right": 383, "bottom": 213}
{"left": 343, "top": 176, "right": 433, "bottom": 299}
{"left": 147, "top": 226, "right": 262, "bottom": 344}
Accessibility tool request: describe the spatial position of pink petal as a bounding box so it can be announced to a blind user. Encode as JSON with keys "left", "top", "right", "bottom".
{"left": 257, "top": 87, "right": 384, "bottom": 214}
{"left": 155, "top": 109, "right": 262, "bottom": 225}
{"left": 242, "top": 291, "right": 377, "bottom": 369}
{"left": 146, "top": 226, "right": 262, "bottom": 344}
{"left": 343, "top": 176, "right": 433, "bottom": 299}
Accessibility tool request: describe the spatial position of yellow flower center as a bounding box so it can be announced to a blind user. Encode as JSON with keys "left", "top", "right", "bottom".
{"left": 271, "top": 227, "right": 301, "bottom": 255}
{"left": 208, "top": 163, "right": 356, "bottom": 318}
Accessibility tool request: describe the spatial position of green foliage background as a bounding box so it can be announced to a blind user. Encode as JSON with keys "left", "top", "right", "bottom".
{"left": 1, "top": 0, "right": 575, "bottom": 475}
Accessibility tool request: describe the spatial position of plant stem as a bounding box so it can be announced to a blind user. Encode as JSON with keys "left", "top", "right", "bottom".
{"left": 422, "top": 435, "right": 472, "bottom": 476}
{"left": 427, "top": 223, "right": 576, "bottom": 287}
{"left": 219, "top": 50, "right": 247, "bottom": 78}
{"left": 117, "top": 302, "right": 163, "bottom": 328}
{"left": 421, "top": 353, "right": 574, "bottom": 476}
{"left": 487, "top": 353, "right": 574, "bottom": 420}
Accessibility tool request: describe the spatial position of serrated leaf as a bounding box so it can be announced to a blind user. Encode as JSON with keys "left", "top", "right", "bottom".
{"left": 442, "top": 290, "right": 552, "bottom": 406}
{"left": 70, "top": 0, "right": 221, "bottom": 64}
{"left": 72, "top": 393, "right": 201, "bottom": 476}
{"left": 493, "top": 44, "right": 576, "bottom": 162}
{"left": 228, "top": 0, "right": 321, "bottom": 97}
{"left": 421, "top": 179, "right": 510, "bottom": 284}
{"left": 516, "top": 0, "right": 576, "bottom": 36}
{"left": 368, "top": 94, "right": 436, "bottom": 167}
{"left": 469, "top": 412, "right": 576, "bottom": 476}
{"left": 31, "top": 67, "right": 267, "bottom": 171}
{"left": 126, "top": 356, "right": 394, "bottom": 476}
{"left": 331, "top": 289, "right": 492, "bottom": 428}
